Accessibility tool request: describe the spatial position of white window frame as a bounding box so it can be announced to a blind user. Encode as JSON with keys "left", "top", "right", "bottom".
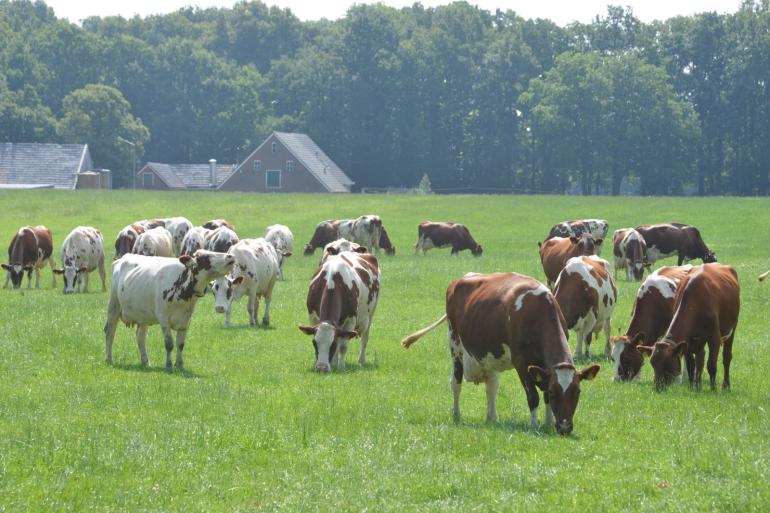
{"left": 142, "top": 172, "right": 154, "bottom": 187}
{"left": 254, "top": 159, "right": 261, "bottom": 171}
{"left": 286, "top": 160, "right": 294, "bottom": 172}
{"left": 271, "top": 142, "right": 277, "bottom": 154}
{"left": 265, "top": 169, "right": 281, "bottom": 189}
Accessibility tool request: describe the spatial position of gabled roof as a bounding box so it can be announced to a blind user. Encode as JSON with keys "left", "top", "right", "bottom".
{"left": 142, "top": 162, "right": 236, "bottom": 189}
{"left": 0, "top": 143, "right": 92, "bottom": 189}
{"left": 273, "top": 132, "right": 353, "bottom": 193}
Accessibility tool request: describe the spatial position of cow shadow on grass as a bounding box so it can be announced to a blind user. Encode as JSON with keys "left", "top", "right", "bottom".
{"left": 110, "top": 362, "right": 204, "bottom": 379}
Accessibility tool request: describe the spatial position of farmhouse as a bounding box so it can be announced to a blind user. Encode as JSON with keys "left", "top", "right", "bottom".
{"left": 0, "top": 142, "right": 111, "bottom": 189}
{"left": 219, "top": 132, "right": 353, "bottom": 193}
{"left": 136, "top": 160, "right": 236, "bottom": 190}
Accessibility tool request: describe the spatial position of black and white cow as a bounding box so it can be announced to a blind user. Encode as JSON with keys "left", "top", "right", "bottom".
{"left": 162, "top": 217, "right": 193, "bottom": 256}
{"left": 264, "top": 224, "right": 294, "bottom": 281}
{"left": 205, "top": 226, "right": 239, "bottom": 253}
{"left": 180, "top": 227, "right": 211, "bottom": 257}
{"left": 53, "top": 226, "right": 106, "bottom": 294}
{"left": 132, "top": 226, "right": 173, "bottom": 257}
{"left": 612, "top": 228, "right": 649, "bottom": 281}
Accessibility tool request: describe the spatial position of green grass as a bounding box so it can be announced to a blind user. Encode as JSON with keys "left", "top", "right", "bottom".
{"left": 0, "top": 190, "right": 768, "bottom": 512}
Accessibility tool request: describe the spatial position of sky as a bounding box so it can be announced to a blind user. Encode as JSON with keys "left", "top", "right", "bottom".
{"left": 46, "top": 0, "right": 742, "bottom": 26}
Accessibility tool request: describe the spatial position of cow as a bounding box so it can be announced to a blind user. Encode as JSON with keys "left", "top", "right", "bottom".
{"left": 546, "top": 219, "right": 608, "bottom": 255}
{"left": 400, "top": 272, "right": 600, "bottom": 435}
{"left": 3, "top": 225, "right": 55, "bottom": 290}
{"left": 338, "top": 215, "right": 383, "bottom": 253}
{"left": 612, "top": 228, "right": 649, "bottom": 281}
{"left": 265, "top": 224, "right": 294, "bottom": 281}
{"left": 637, "top": 263, "right": 739, "bottom": 391}
{"left": 162, "top": 217, "right": 193, "bottom": 256}
{"left": 53, "top": 226, "right": 106, "bottom": 294}
{"left": 538, "top": 234, "right": 600, "bottom": 289}
{"left": 212, "top": 238, "right": 282, "bottom": 327}
{"left": 298, "top": 251, "right": 380, "bottom": 372}
{"left": 553, "top": 256, "right": 616, "bottom": 358}
{"left": 131, "top": 226, "right": 173, "bottom": 257}
{"left": 205, "top": 226, "right": 239, "bottom": 253}
{"left": 104, "top": 250, "right": 235, "bottom": 369}
{"left": 114, "top": 224, "right": 145, "bottom": 260}
{"left": 610, "top": 265, "right": 694, "bottom": 382}
{"left": 180, "top": 227, "right": 211, "bottom": 257}
{"left": 321, "top": 238, "right": 367, "bottom": 262}
{"left": 202, "top": 219, "right": 235, "bottom": 231}
{"left": 635, "top": 223, "right": 717, "bottom": 266}
{"left": 757, "top": 270, "right": 770, "bottom": 282}
{"left": 379, "top": 226, "right": 396, "bottom": 255}
{"left": 414, "top": 222, "right": 482, "bottom": 256}
{"left": 303, "top": 220, "right": 340, "bottom": 255}
{"left": 135, "top": 219, "right": 166, "bottom": 230}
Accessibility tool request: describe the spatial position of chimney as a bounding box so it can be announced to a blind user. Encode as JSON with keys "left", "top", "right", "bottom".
{"left": 209, "top": 159, "right": 216, "bottom": 188}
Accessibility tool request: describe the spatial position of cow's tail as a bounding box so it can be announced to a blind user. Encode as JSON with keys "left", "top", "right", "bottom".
{"left": 401, "top": 314, "right": 448, "bottom": 349}
{"left": 758, "top": 270, "right": 770, "bottom": 282}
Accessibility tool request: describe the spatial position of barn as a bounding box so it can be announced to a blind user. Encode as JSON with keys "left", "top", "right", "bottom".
{"left": 0, "top": 142, "right": 111, "bottom": 189}
{"left": 218, "top": 132, "right": 353, "bottom": 193}
{"left": 136, "top": 160, "right": 236, "bottom": 190}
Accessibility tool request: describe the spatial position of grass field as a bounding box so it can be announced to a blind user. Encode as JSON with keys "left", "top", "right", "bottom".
{"left": 0, "top": 190, "right": 768, "bottom": 512}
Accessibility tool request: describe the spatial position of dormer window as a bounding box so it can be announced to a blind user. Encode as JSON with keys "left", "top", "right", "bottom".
{"left": 254, "top": 160, "right": 261, "bottom": 171}
{"left": 286, "top": 160, "right": 294, "bottom": 172}
{"left": 271, "top": 142, "right": 277, "bottom": 153}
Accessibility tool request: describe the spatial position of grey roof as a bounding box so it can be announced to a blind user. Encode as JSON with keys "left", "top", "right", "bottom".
{"left": 0, "top": 143, "right": 92, "bottom": 189}
{"left": 142, "top": 162, "right": 236, "bottom": 189}
{"left": 274, "top": 132, "right": 353, "bottom": 192}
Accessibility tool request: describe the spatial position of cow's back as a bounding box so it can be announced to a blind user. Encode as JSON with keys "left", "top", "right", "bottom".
{"left": 232, "top": 239, "right": 280, "bottom": 292}
{"left": 63, "top": 226, "right": 103, "bottom": 268}
{"left": 112, "top": 255, "right": 188, "bottom": 326}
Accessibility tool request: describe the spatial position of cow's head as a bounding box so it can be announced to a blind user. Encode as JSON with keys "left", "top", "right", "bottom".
{"left": 303, "top": 244, "right": 315, "bottom": 256}
{"left": 384, "top": 246, "right": 396, "bottom": 256}
{"left": 53, "top": 257, "right": 88, "bottom": 294}
{"left": 703, "top": 251, "right": 717, "bottom": 263}
{"left": 610, "top": 332, "right": 646, "bottom": 382}
{"left": 1, "top": 263, "right": 31, "bottom": 289}
{"left": 637, "top": 339, "right": 687, "bottom": 391}
{"left": 181, "top": 250, "right": 235, "bottom": 280}
{"left": 298, "top": 322, "right": 358, "bottom": 372}
{"left": 570, "top": 235, "right": 599, "bottom": 256}
{"left": 528, "top": 363, "right": 600, "bottom": 435}
{"left": 472, "top": 244, "right": 483, "bottom": 257}
{"left": 211, "top": 275, "right": 245, "bottom": 313}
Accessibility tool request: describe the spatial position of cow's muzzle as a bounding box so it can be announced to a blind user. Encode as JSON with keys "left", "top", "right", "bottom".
{"left": 215, "top": 305, "right": 226, "bottom": 314}
{"left": 556, "top": 420, "right": 573, "bottom": 435}
{"left": 315, "top": 362, "right": 331, "bottom": 373}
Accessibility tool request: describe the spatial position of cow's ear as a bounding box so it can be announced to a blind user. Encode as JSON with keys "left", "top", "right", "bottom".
{"left": 569, "top": 236, "right": 579, "bottom": 244}
{"left": 594, "top": 238, "right": 603, "bottom": 245}
{"left": 79, "top": 266, "right": 88, "bottom": 273}
{"left": 631, "top": 332, "right": 646, "bottom": 345}
{"left": 52, "top": 268, "right": 64, "bottom": 274}
{"left": 636, "top": 345, "right": 654, "bottom": 357}
{"left": 336, "top": 329, "right": 359, "bottom": 339}
{"left": 578, "top": 364, "right": 601, "bottom": 381}
{"left": 178, "top": 255, "right": 194, "bottom": 267}
{"left": 282, "top": 251, "right": 293, "bottom": 258}
{"left": 298, "top": 325, "right": 317, "bottom": 335}
{"left": 527, "top": 365, "right": 548, "bottom": 384}
{"left": 231, "top": 276, "right": 245, "bottom": 285}
{"left": 23, "top": 265, "right": 34, "bottom": 270}
{"left": 355, "top": 246, "right": 367, "bottom": 253}
{"left": 326, "top": 247, "right": 339, "bottom": 256}
{"left": 0, "top": 263, "right": 9, "bottom": 270}
{"left": 675, "top": 341, "right": 688, "bottom": 357}
{"left": 643, "top": 262, "right": 652, "bottom": 268}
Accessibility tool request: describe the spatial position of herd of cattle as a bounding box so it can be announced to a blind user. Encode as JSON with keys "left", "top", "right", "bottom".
{"left": 2, "top": 214, "right": 755, "bottom": 435}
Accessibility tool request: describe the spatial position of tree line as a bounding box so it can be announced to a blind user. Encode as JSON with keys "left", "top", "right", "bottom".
{"left": 1, "top": 0, "right": 769, "bottom": 195}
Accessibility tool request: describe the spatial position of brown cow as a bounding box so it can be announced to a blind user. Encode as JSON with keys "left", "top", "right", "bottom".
{"left": 202, "top": 219, "right": 235, "bottom": 231}
{"left": 539, "top": 234, "right": 600, "bottom": 289}
{"left": 414, "top": 222, "right": 482, "bottom": 256}
{"left": 636, "top": 223, "right": 716, "bottom": 266}
{"left": 637, "top": 263, "right": 739, "bottom": 391}
{"left": 114, "top": 224, "right": 145, "bottom": 260}
{"left": 378, "top": 226, "right": 396, "bottom": 256}
{"left": 303, "top": 220, "right": 341, "bottom": 255}
{"left": 610, "top": 265, "right": 694, "bottom": 382}
{"left": 401, "top": 272, "right": 600, "bottom": 435}
{"left": 3, "top": 225, "right": 55, "bottom": 289}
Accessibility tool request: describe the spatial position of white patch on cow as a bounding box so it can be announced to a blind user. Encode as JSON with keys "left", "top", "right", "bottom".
{"left": 530, "top": 407, "right": 539, "bottom": 428}
{"left": 611, "top": 341, "right": 624, "bottom": 380}
{"left": 322, "top": 255, "right": 357, "bottom": 290}
{"left": 555, "top": 367, "right": 575, "bottom": 392}
{"left": 638, "top": 273, "right": 677, "bottom": 300}
{"left": 463, "top": 345, "right": 513, "bottom": 384}
{"left": 514, "top": 283, "right": 550, "bottom": 311}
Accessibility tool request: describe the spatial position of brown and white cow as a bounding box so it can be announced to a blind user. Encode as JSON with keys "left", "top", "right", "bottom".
{"left": 637, "top": 263, "right": 739, "bottom": 391}
{"left": 53, "top": 226, "right": 106, "bottom": 294}
{"left": 114, "top": 224, "right": 145, "bottom": 260}
{"left": 180, "top": 227, "right": 211, "bottom": 257}
{"left": 3, "top": 225, "right": 55, "bottom": 289}
{"left": 401, "top": 272, "right": 600, "bottom": 435}
{"left": 610, "top": 265, "right": 694, "bottom": 382}
{"left": 546, "top": 219, "right": 608, "bottom": 255}
{"left": 202, "top": 219, "right": 235, "bottom": 231}
{"left": 612, "top": 228, "right": 649, "bottom": 281}
{"left": 414, "top": 222, "right": 482, "bottom": 256}
{"left": 299, "top": 251, "right": 380, "bottom": 372}
{"left": 635, "top": 223, "right": 716, "bottom": 266}
{"left": 320, "top": 239, "right": 367, "bottom": 264}
{"left": 303, "top": 220, "right": 341, "bottom": 255}
{"left": 538, "top": 234, "right": 600, "bottom": 289}
{"left": 379, "top": 226, "right": 396, "bottom": 256}
{"left": 131, "top": 226, "right": 173, "bottom": 257}
{"left": 205, "top": 226, "right": 239, "bottom": 253}
{"left": 553, "top": 256, "right": 616, "bottom": 358}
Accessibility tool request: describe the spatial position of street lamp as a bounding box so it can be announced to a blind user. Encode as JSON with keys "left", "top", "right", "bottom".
{"left": 116, "top": 136, "right": 136, "bottom": 189}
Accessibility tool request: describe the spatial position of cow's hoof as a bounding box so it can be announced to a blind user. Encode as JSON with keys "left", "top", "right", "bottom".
{"left": 262, "top": 320, "right": 269, "bottom": 327}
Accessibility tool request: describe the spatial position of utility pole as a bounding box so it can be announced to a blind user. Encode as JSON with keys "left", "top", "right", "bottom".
{"left": 116, "top": 136, "right": 136, "bottom": 189}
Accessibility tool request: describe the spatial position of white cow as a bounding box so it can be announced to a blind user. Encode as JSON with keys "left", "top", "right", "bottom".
{"left": 53, "top": 226, "right": 106, "bottom": 294}
{"left": 180, "top": 227, "right": 211, "bottom": 256}
{"left": 162, "top": 217, "right": 193, "bottom": 256}
{"left": 132, "top": 226, "right": 173, "bottom": 257}
{"left": 212, "top": 238, "right": 281, "bottom": 327}
{"left": 338, "top": 215, "right": 382, "bottom": 252}
{"left": 205, "top": 226, "right": 239, "bottom": 253}
{"left": 104, "top": 250, "right": 235, "bottom": 368}
{"left": 264, "top": 224, "right": 294, "bottom": 280}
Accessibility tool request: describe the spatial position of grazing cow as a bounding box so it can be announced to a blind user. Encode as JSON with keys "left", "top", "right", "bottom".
{"left": 401, "top": 272, "right": 600, "bottom": 435}
{"left": 637, "top": 263, "right": 739, "bottom": 391}
{"left": 104, "top": 250, "right": 235, "bottom": 368}
{"left": 612, "top": 228, "right": 649, "bottom": 281}
{"left": 553, "top": 256, "right": 616, "bottom": 358}
{"left": 53, "top": 226, "right": 106, "bottom": 294}
{"left": 298, "top": 251, "right": 380, "bottom": 372}
{"left": 212, "top": 238, "right": 282, "bottom": 327}
{"left": 202, "top": 219, "right": 235, "bottom": 231}
{"left": 303, "top": 220, "right": 340, "bottom": 255}
{"left": 338, "top": 215, "right": 383, "bottom": 252}
{"left": 757, "top": 270, "right": 770, "bottom": 282}
{"left": 635, "top": 223, "right": 716, "bottom": 266}
{"left": 162, "top": 217, "right": 193, "bottom": 256}
{"left": 538, "top": 234, "right": 600, "bottom": 289}
{"left": 414, "top": 222, "right": 482, "bottom": 256}
{"left": 610, "top": 265, "right": 694, "bottom": 382}
{"left": 265, "top": 224, "right": 294, "bottom": 281}
{"left": 205, "top": 226, "right": 239, "bottom": 253}
{"left": 546, "top": 219, "right": 608, "bottom": 255}
{"left": 3, "top": 225, "right": 55, "bottom": 289}
{"left": 379, "top": 226, "right": 396, "bottom": 255}
{"left": 180, "top": 227, "right": 211, "bottom": 257}
{"left": 114, "top": 224, "right": 145, "bottom": 260}
{"left": 131, "top": 226, "right": 173, "bottom": 257}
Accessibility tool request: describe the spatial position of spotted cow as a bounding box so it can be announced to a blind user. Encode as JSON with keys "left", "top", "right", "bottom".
{"left": 114, "top": 224, "right": 144, "bottom": 260}
{"left": 338, "top": 215, "right": 383, "bottom": 253}
{"left": 546, "top": 219, "right": 608, "bottom": 255}
{"left": 53, "top": 226, "right": 106, "bottom": 294}
{"left": 180, "top": 227, "right": 211, "bottom": 257}
{"left": 3, "top": 225, "right": 55, "bottom": 289}
{"left": 264, "top": 224, "right": 294, "bottom": 281}
{"left": 202, "top": 219, "right": 235, "bottom": 231}
{"left": 205, "top": 226, "right": 239, "bottom": 253}
{"left": 162, "top": 217, "right": 193, "bottom": 256}
{"left": 612, "top": 228, "right": 650, "bottom": 281}
{"left": 131, "top": 226, "right": 173, "bottom": 257}
{"left": 538, "top": 234, "right": 600, "bottom": 289}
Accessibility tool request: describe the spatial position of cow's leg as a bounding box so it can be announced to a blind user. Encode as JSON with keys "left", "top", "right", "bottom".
{"left": 449, "top": 330, "right": 463, "bottom": 421}
{"left": 677, "top": 253, "right": 684, "bottom": 266}
{"left": 357, "top": 326, "right": 370, "bottom": 366}
{"left": 161, "top": 326, "right": 175, "bottom": 369}
{"left": 603, "top": 319, "right": 612, "bottom": 356}
{"left": 247, "top": 292, "right": 257, "bottom": 327}
{"left": 682, "top": 351, "right": 692, "bottom": 384}
{"left": 625, "top": 264, "right": 632, "bottom": 281}
{"left": 49, "top": 257, "right": 56, "bottom": 288}
{"left": 722, "top": 331, "right": 734, "bottom": 390}
{"left": 3, "top": 270, "right": 8, "bottom": 288}
{"left": 81, "top": 270, "right": 88, "bottom": 293}
{"left": 544, "top": 400, "right": 554, "bottom": 426}
{"left": 694, "top": 348, "right": 706, "bottom": 390}
{"left": 484, "top": 372, "right": 500, "bottom": 423}
{"left": 278, "top": 262, "right": 285, "bottom": 281}
{"left": 262, "top": 284, "right": 274, "bottom": 327}
{"left": 175, "top": 329, "right": 187, "bottom": 369}
{"left": 136, "top": 325, "right": 149, "bottom": 366}
{"left": 98, "top": 255, "right": 106, "bottom": 292}
{"left": 104, "top": 294, "right": 120, "bottom": 364}
{"left": 706, "top": 331, "right": 722, "bottom": 391}
{"left": 30, "top": 268, "right": 36, "bottom": 289}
